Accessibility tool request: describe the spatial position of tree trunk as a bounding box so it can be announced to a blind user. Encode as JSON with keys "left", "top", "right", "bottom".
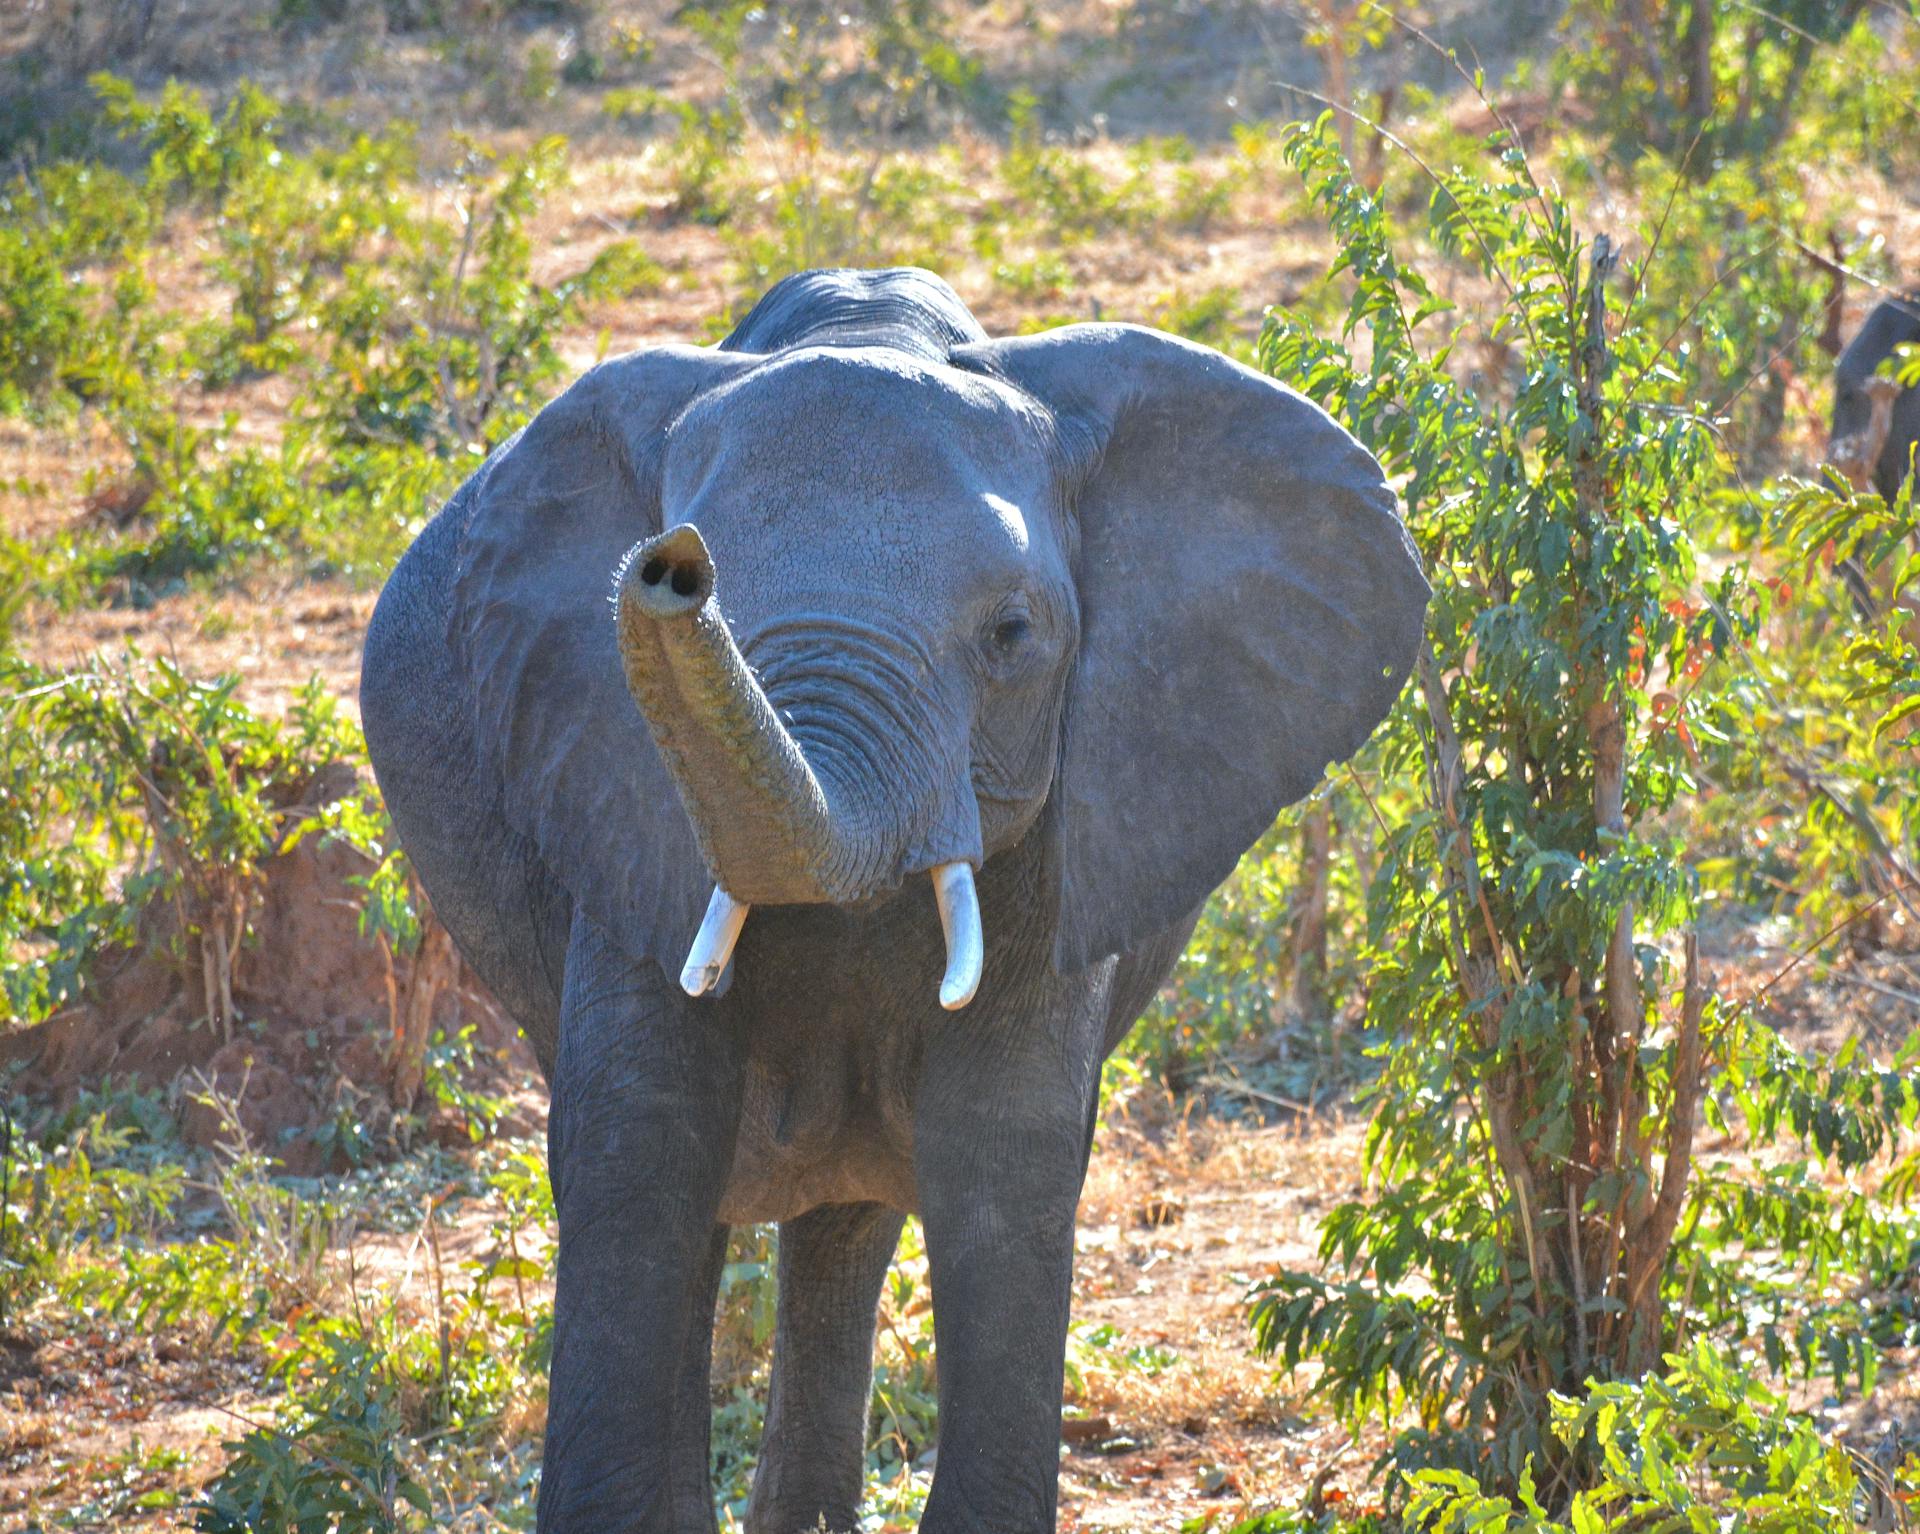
{"left": 1362, "top": 84, "right": 1396, "bottom": 191}
{"left": 1728, "top": 19, "right": 1762, "bottom": 152}
{"left": 1621, "top": 934, "right": 1706, "bottom": 1373}
{"left": 1817, "top": 233, "right": 1847, "bottom": 359}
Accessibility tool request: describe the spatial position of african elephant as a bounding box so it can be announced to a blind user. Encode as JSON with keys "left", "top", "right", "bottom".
{"left": 1828, "top": 294, "right": 1920, "bottom": 499}
{"left": 360, "top": 267, "right": 1427, "bottom": 1534}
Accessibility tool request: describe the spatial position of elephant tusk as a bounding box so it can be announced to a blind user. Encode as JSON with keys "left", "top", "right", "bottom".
{"left": 931, "top": 861, "right": 983, "bottom": 1011}
{"left": 681, "top": 886, "right": 749, "bottom": 998}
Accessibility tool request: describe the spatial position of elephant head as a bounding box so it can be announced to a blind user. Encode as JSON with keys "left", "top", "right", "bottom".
{"left": 1829, "top": 295, "right": 1920, "bottom": 499}
{"left": 452, "top": 269, "right": 1427, "bottom": 1009}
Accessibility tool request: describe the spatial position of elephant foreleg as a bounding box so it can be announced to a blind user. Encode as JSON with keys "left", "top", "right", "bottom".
{"left": 746, "top": 1202, "right": 906, "bottom": 1534}
{"left": 539, "top": 913, "right": 746, "bottom": 1534}
{"left": 912, "top": 988, "right": 1104, "bottom": 1534}
{"left": 671, "top": 1224, "right": 732, "bottom": 1532}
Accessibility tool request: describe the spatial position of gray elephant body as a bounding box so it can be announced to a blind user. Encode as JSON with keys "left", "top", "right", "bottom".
{"left": 1831, "top": 295, "right": 1920, "bottom": 501}
{"left": 362, "top": 268, "right": 1426, "bottom": 1533}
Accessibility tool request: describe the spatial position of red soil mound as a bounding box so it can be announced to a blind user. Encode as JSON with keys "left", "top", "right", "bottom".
{"left": 2, "top": 765, "right": 536, "bottom": 1172}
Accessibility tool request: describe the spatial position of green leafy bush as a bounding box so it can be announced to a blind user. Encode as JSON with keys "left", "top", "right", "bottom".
{"left": 0, "top": 159, "right": 152, "bottom": 415}
{"left": 1568, "top": 154, "right": 1831, "bottom": 467}
{"left": 194, "top": 1146, "right": 557, "bottom": 1533}
{"left": 0, "top": 653, "right": 384, "bottom": 1029}
{"left": 97, "top": 75, "right": 420, "bottom": 382}
{"left": 1000, "top": 89, "right": 1161, "bottom": 242}
{"left": 197, "top": 1333, "right": 433, "bottom": 1534}
{"left": 1691, "top": 466, "right": 1920, "bottom": 938}
{"left": 1406, "top": 1342, "right": 1865, "bottom": 1532}
{"left": 0, "top": 1089, "right": 185, "bottom": 1323}
{"left": 1554, "top": 0, "right": 1888, "bottom": 163}
{"left": 0, "top": 75, "right": 667, "bottom": 599}
{"left": 1244, "top": 113, "right": 1920, "bottom": 1509}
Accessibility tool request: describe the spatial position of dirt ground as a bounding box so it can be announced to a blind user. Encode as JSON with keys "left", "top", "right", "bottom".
{"left": 1062, "top": 1106, "right": 1376, "bottom": 1528}
{"left": 6, "top": 939, "right": 1913, "bottom": 1530}
{"left": 0, "top": 1079, "right": 1379, "bottom": 1530}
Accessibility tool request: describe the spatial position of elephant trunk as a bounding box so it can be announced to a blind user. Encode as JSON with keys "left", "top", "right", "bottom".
{"left": 615, "top": 524, "right": 982, "bottom": 1008}
{"left": 616, "top": 523, "right": 867, "bottom": 908}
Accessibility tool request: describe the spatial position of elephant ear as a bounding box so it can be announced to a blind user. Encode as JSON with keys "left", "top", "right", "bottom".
{"left": 955, "top": 324, "right": 1428, "bottom": 972}
{"left": 452, "top": 346, "right": 755, "bottom": 968}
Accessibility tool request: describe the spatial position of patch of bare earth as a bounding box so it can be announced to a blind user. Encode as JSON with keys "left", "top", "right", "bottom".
{"left": 1062, "top": 1099, "right": 1378, "bottom": 1529}
{"left": 0, "top": 1320, "right": 272, "bottom": 1532}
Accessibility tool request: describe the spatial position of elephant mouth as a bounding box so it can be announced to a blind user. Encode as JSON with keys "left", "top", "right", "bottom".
{"left": 615, "top": 523, "right": 984, "bottom": 1010}
{"left": 679, "top": 863, "right": 982, "bottom": 1010}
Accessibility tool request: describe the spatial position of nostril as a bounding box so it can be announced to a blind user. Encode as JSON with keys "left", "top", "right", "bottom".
{"left": 620, "top": 523, "right": 715, "bottom": 620}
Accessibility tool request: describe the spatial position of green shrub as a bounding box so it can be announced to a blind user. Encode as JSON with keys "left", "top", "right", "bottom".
{"left": 97, "top": 76, "right": 418, "bottom": 380}
{"left": 0, "top": 1089, "right": 185, "bottom": 1323}
{"left": 1406, "top": 1342, "right": 1865, "bottom": 1532}
{"left": 314, "top": 134, "right": 655, "bottom": 456}
{"left": 0, "top": 654, "right": 384, "bottom": 1030}
{"left": 1243, "top": 113, "right": 1920, "bottom": 1509}
{"left": 1571, "top": 153, "right": 1833, "bottom": 467}
{"left": 1758, "top": 472, "right": 1920, "bottom": 909}
{"left": 193, "top": 1147, "right": 558, "bottom": 1532}
{"left": 1554, "top": 0, "right": 1886, "bottom": 163}
{"left": 0, "top": 158, "right": 150, "bottom": 413}
{"left": 1000, "top": 89, "right": 1159, "bottom": 242}
{"left": 197, "top": 1333, "right": 433, "bottom": 1534}
{"left": 0, "top": 74, "right": 665, "bottom": 597}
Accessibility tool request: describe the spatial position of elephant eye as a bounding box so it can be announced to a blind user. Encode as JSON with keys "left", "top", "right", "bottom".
{"left": 992, "top": 615, "right": 1031, "bottom": 651}
{"left": 980, "top": 605, "right": 1039, "bottom": 677}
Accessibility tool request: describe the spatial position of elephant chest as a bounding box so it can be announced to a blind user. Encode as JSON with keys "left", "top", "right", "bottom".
{"left": 712, "top": 898, "right": 943, "bottom": 1225}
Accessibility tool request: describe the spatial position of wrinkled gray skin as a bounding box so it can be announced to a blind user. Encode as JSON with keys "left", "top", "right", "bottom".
{"left": 1830, "top": 295, "right": 1920, "bottom": 501}
{"left": 361, "top": 268, "right": 1427, "bottom": 1534}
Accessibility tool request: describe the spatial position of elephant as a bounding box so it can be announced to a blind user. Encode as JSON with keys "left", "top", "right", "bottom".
{"left": 360, "top": 266, "right": 1427, "bottom": 1534}
{"left": 1828, "top": 294, "right": 1920, "bottom": 500}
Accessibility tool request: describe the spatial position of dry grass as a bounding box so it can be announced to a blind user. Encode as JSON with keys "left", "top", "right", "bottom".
{"left": 1060, "top": 1091, "right": 1380, "bottom": 1526}
{"left": 0, "top": 1322, "right": 273, "bottom": 1530}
